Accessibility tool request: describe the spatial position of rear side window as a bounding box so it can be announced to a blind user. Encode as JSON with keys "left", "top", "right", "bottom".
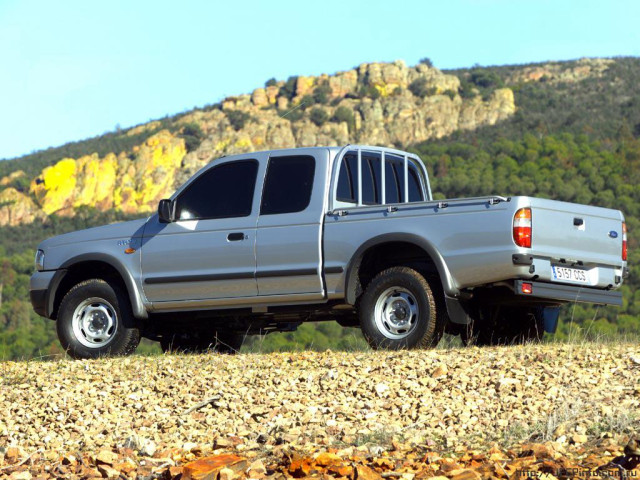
{"left": 336, "top": 159, "right": 354, "bottom": 201}
{"left": 335, "top": 151, "right": 424, "bottom": 204}
{"left": 385, "top": 161, "right": 400, "bottom": 203}
{"left": 176, "top": 160, "right": 258, "bottom": 220}
{"left": 387, "top": 154, "right": 424, "bottom": 203}
{"left": 363, "top": 152, "right": 382, "bottom": 205}
{"left": 261, "top": 155, "right": 315, "bottom": 215}
{"left": 408, "top": 167, "right": 424, "bottom": 202}
{"left": 337, "top": 152, "right": 358, "bottom": 203}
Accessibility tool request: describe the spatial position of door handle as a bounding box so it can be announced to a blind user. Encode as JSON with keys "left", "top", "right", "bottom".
{"left": 227, "top": 232, "right": 245, "bottom": 241}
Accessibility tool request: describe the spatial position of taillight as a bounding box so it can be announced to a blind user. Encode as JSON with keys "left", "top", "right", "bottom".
{"left": 622, "top": 222, "right": 627, "bottom": 261}
{"left": 513, "top": 208, "right": 532, "bottom": 248}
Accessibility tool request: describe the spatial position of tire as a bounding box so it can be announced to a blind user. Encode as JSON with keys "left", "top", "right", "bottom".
{"left": 161, "top": 330, "right": 244, "bottom": 354}
{"left": 359, "top": 267, "right": 443, "bottom": 350}
{"left": 57, "top": 279, "right": 140, "bottom": 359}
{"left": 462, "top": 305, "right": 544, "bottom": 346}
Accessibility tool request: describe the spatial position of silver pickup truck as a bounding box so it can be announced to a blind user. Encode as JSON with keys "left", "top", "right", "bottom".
{"left": 29, "top": 145, "right": 628, "bottom": 358}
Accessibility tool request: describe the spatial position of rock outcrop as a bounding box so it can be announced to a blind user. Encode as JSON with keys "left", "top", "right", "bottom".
{"left": 29, "top": 131, "right": 186, "bottom": 216}
{"left": 0, "top": 187, "right": 46, "bottom": 226}
{"left": 506, "top": 57, "right": 614, "bottom": 84}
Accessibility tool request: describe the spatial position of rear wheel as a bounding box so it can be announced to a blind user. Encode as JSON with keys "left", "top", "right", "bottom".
{"left": 57, "top": 279, "right": 140, "bottom": 359}
{"left": 359, "top": 267, "right": 444, "bottom": 350}
{"left": 160, "top": 330, "right": 244, "bottom": 354}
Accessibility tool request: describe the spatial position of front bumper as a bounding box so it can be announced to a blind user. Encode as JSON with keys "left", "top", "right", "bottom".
{"left": 30, "top": 289, "right": 47, "bottom": 316}
{"left": 29, "top": 270, "right": 65, "bottom": 318}
{"left": 514, "top": 280, "right": 623, "bottom": 306}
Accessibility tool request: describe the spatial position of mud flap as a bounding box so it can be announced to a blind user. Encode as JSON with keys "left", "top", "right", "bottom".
{"left": 543, "top": 306, "right": 560, "bottom": 333}
{"left": 445, "top": 295, "right": 471, "bottom": 325}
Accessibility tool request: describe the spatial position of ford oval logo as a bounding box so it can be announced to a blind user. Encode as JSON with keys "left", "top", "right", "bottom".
{"left": 609, "top": 230, "right": 618, "bottom": 238}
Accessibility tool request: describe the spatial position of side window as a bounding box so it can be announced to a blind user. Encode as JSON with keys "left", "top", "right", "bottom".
{"left": 363, "top": 152, "right": 381, "bottom": 205}
{"left": 261, "top": 155, "right": 315, "bottom": 215}
{"left": 175, "top": 160, "right": 258, "bottom": 220}
{"left": 385, "top": 161, "right": 400, "bottom": 203}
{"left": 336, "top": 152, "right": 359, "bottom": 203}
{"left": 408, "top": 166, "right": 424, "bottom": 202}
{"left": 336, "top": 159, "right": 353, "bottom": 202}
{"left": 388, "top": 154, "right": 406, "bottom": 202}
{"left": 335, "top": 151, "right": 424, "bottom": 205}
{"left": 361, "top": 157, "right": 376, "bottom": 205}
{"left": 387, "top": 155, "right": 425, "bottom": 203}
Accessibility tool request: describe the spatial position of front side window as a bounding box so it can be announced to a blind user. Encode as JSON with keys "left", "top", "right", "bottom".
{"left": 175, "top": 160, "right": 258, "bottom": 220}
{"left": 260, "top": 155, "right": 315, "bottom": 215}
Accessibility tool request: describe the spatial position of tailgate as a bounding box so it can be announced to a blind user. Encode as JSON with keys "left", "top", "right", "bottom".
{"left": 524, "top": 197, "right": 625, "bottom": 289}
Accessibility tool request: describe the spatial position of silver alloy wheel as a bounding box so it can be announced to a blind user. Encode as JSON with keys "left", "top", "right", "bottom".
{"left": 71, "top": 297, "right": 118, "bottom": 348}
{"left": 373, "top": 287, "right": 419, "bottom": 339}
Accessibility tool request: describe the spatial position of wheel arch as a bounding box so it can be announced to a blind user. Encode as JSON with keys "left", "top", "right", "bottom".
{"left": 49, "top": 253, "right": 148, "bottom": 320}
{"left": 344, "top": 233, "right": 458, "bottom": 305}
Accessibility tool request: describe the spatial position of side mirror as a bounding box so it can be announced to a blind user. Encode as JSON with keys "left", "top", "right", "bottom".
{"left": 158, "top": 199, "right": 175, "bottom": 223}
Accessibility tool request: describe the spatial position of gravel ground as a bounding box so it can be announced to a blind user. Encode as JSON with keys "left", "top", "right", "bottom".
{"left": 1, "top": 343, "right": 640, "bottom": 477}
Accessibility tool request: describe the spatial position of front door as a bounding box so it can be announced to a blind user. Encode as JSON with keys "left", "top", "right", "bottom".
{"left": 255, "top": 152, "right": 325, "bottom": 297}
{"left": 141, "top": 157, "right": 262, "bottom": 303}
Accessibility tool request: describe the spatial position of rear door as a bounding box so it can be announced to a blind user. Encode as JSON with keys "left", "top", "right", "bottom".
{"left": 141, "top": 156, "right": 264, "bottom": 302}
{"left": 255, "top": 151, "right": 327, "bottom": 297}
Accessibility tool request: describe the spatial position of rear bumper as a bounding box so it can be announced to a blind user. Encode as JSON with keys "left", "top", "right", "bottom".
{"left": 514, "top": 280, "right": 622, "bottom": 306}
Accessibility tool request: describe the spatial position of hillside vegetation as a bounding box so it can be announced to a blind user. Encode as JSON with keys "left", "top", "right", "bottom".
{"left": 0, "top": 57, "right": 639, "bottom": 359}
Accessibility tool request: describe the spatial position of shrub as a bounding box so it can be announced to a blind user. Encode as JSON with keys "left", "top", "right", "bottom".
{"left": 179, "top": 123, "right": 205, "bottom": 152}
{"left": 226, "top": 110, "right": 252, "bottom": 131}
{"left": 408, "top": 78, "right": 436, "bottom": 98}
{"left": 313, "top": 84, "right": 332, "bottom": 104}
{"left": 419, "top": 57, "right": 434, "bottom": 68}
{"left": 444, "top": 89, "right": 457, "bottom": 100}
{"left": 458, "top": 80, "right": 476, "bottom": 99}
{"left": 359, "top": 85, "right": 381, "bottom": 100}
{"left": 279, "top": 107, "right": 304, "bottom": 122}
{"left": 300, "top": 95, "right": 315, "bottom": 108}
{"left": 469, "top": 69, "right": 503, "bottom": 88}
{"left": 310, "top": 108, "right": 329, "bottom": 127}
{"left": 332, "top": 106, "right": 355, "bottom": 133}
{"left": 280, "top": 76, "right": 298, "bottom": 100}
{"left": 265, "top": 77, "right": 277, "bottom": 87}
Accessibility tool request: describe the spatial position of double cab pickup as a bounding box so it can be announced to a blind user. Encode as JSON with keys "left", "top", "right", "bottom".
{"left": 29, "top": 145, "right": 628, "bottom": 358}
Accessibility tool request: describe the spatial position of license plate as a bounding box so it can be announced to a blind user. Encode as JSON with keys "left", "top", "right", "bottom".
{"left": 551, "top": 266, "right": 589, "bottom": 284}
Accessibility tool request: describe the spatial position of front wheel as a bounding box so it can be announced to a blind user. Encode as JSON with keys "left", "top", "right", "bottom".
{"left": 57, "top": 279, "right": 140, "bottom": 359}
{"left": 359, "top": 267, "right": 444, "bottom": 350}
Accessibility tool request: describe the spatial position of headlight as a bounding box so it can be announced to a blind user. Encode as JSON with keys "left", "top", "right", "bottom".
{"left": 35, "top": 249, "right": 45, "bottom": 271}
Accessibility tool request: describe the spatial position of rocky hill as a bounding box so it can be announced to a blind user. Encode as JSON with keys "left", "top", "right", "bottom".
{"left": 1, "top": 59, "right": 520, "bottom": 226}
{"left": 0, "top": 58, "right": 625, "bottom": 227}
{"left": 1, "top": 344, "right": 639, "bottom": 479}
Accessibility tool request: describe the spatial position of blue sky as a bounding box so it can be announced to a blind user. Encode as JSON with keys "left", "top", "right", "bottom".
{"left": 1, "top": 0, "right": 638, "bottom": 160}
